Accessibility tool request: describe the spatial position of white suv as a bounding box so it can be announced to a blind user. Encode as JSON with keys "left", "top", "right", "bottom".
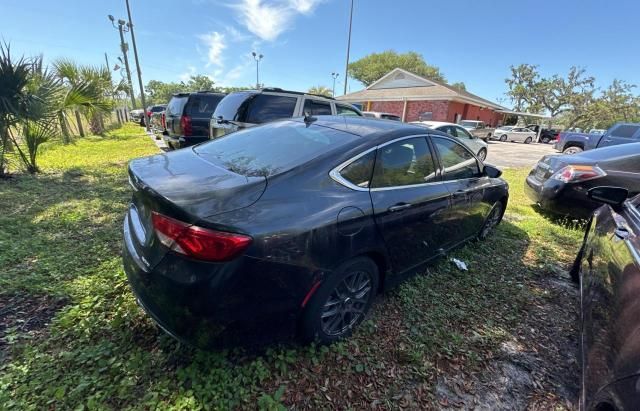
{"left": 210, "top": 88, "right": 362, "bottom": 139}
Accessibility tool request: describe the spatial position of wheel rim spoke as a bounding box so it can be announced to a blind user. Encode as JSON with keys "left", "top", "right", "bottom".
{"left": 320, "top": 270, "right": 373, "bottom": 336}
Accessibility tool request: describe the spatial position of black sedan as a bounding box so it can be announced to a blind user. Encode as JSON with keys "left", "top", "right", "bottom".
{"left": 122, "top": 116, "right": 509, "bottom": 347}
{"left": 571, "top": 187, "right": 640, "bottom": 410}
{"left": 525, "top": 143, "right": 640, "bottom": 218}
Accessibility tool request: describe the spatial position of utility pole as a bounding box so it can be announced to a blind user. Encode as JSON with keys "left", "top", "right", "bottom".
{"left": 331, "top": 72, "right": 340, "bottom": 97}
{"left": 104, "top": 53, "right": 110, "bottom": 71}
{"left": 252, "top": 52, "right": 264, "bottom": 89}
{"left": 109, "top": 15, "right": 136, "bottom": 109}
{"left": 343, "top": 0, "right": 354, "bottom": 96}
{"left": 125, "top": 0, "right": 149, "bottom": 131}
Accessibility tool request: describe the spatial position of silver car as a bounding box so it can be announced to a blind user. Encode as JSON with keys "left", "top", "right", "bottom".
{"left": 410, "top": 121, "right": 488, "bottom": 161}
{"left": 494, "top": 126, "right": 536, "bottom": 143}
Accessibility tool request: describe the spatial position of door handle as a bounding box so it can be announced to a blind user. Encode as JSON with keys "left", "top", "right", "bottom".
{"left": 388, "top": 203, "right": 412, "bottom": 212}
{"left": 614, "top": 227, "right": 629, "bottom": 240}
{"left": 603, "top": 138, "right": 612, "bottom": 143}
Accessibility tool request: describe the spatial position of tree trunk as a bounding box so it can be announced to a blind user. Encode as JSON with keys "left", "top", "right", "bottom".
{"left": 75, "top": 111, "right": 85, "bottom": 137}
{"left": 59, "top": 112, "right": 70, "bottom": 144}
{"left": 0, "top": 124, "right": 8, "bottom": 177}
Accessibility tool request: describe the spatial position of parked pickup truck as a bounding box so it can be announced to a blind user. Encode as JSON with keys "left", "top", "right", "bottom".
{"left": 459, "top": 120, "right": 494, "bottom": 142}
{"left": 554, "top": 122, "right": 640, "bottom": 154}
{"left": 526, "top": 124, "right": 560, "bottom": 144}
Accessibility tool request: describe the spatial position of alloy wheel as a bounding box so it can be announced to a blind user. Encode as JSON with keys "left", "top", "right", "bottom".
{"left": 480, "top": 202, "right": 503, "bottom": 239}
{"left": 500, "top": 135, "right": 507, "bottom": 142}
{"left": 320, "top": 270, "right": 373, "bottom": 336}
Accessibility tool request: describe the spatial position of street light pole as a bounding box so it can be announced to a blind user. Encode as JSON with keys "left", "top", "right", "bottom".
{"left": 331, "top": 72, "right": 339, "bottom": 97}
{"left": 343, "top": 0, "right": 354, "bottom": 96}
{"left": 109, "top": 15, "right": 136, "bottom": 110}
{"left": 252, "top": 51, "right": 263, "bottom": 89}
{"left": 125, "top": 0, "right": 149, "bottom": 131}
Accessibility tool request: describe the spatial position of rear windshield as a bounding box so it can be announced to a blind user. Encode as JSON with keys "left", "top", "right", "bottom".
{"left": 212, "top": 91, "right": 257, "bottom": 122}
{"left": 194, "top": 121, "right": 359, "bottom": 177}
{"left": 150, "top": 105, "right": 165, "bottom": 112}
{"left": 166, "top": 96, "right": 188, "bottom": 116}
{"left": 185, "top": 94, "right": 224, "bottom": 117}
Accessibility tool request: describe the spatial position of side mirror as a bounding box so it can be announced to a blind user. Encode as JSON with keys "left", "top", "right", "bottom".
{"left": 587, "top": 186, "right": 628, "bottom": 209}
{"left": 483, "top": 164, "right": 502, "bottom": 178}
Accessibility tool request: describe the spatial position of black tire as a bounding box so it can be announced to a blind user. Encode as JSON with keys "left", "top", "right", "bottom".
{"left": 477, "top": 148, "right": 487, "bottom": 161}
{"left": 500, "top": 134, "right": 507, "bottom": 142}
{"left": 524, "top": 137, "right": 533, "bottom": 144}
{"left": 300, "top": 257, "right": 379, "bottom": 344}
{"left": 541, "top": 136, "right": 551, "bottom": 144}
{"left": 478, "top": 201, "right": 504, "bottom": 240}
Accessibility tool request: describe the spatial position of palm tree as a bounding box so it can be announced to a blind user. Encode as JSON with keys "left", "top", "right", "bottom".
{"left": 53, "top": 59, "right": 114, "bottom": 141}
{"left": 308, "top": 85, "right": 333, "bottom": 97}
{"left": 0, "top": 43, "right": 30, "bottom": 176}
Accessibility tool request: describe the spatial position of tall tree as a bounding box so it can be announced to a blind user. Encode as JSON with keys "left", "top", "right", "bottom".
{"left": 308, "top": 85, "right": 332, "bottom": 97}
{"left": 186, "top": 75, "right": 215, "bottom": 91}
{"left": 505, "top": 64, "right": 542, "bottom": 112}
{"left": 348, "top": 50, "right": 445, "bottom": 86}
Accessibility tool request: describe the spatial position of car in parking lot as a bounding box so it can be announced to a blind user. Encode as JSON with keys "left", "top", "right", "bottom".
{"left": 410, "top": 120, "right": 488, "bottom": 161}
{"left": 143, "top": 105, "right": 166, "bottom": 127}
{"left": 554, "top": 123, "right": 640, "bottom": 154}
{"left": 525, "top": 142, "right": 640, "bottom": 218}
{"left": 149, "top": 108, "right": 167, "bottom": 140}
{"left": 123, "top": 116, "right": 508, "bottom": 347}
{"left": 362, "top": 111, "right": 401, "bottom": 121}
{"left": 209, "top": 88, "right": 362, "bottom": 139}
{"left": 164, "top": 91, "right": 225, "bottom": 149}
{"left": 571, "top": 187, "right": 640, "bottom": 410}
{"left": 493, "top": 126, "right": 536, "bottom": 143}
{"left": 459, "top": 120, "right": 494, "bottom": 142}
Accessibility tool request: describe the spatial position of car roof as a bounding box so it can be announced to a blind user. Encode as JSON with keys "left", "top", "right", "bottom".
{"left": 410, "top": 120, "right": 457, "bottom": 128}
{"left": 363, "top": 111, "right": 398, "bottom": 116}
{"left": 290, "top": 115, "right": 442, "bottom": 144}
{"left": 569, "top": 141, "right": 640, "bottom": 162}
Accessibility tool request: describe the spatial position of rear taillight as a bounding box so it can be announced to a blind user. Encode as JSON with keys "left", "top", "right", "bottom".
{"left": 147, "top": 111, "right": 152, "bottom": 118}
{"left": 161, "top": 113, "right": 166, "bottom": 129}
{"left": 180, "top": 115, "right": 192, "bottom": 136}
{"left": 151, "top": 212, "right": 251, "bottom": 261}
{"left": 551, "top": 165, "right": 606, "bottom": 183}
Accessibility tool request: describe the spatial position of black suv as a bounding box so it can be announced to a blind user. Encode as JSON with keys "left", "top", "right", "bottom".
{"left": 165, "top": 91, "right": 226, "bottom": 149}
{"left": 209, "top": 88, "right": 361, "bottom": 139}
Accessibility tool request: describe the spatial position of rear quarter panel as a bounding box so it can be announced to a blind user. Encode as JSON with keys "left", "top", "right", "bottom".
{"left": 580, "top": 203, "right": 640, "bottom": 408}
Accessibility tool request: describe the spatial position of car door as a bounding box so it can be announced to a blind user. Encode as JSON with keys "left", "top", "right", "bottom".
{"left": 368, "top": 136, "right": 451, "bottom": 275}
{"left": 453, "top": 125, "right": 482, "bottom": 155}
{"left": 597, "top": 124, "right": 640, "bottom": 148}
{"left": 431, "top": 136, "right": 489, "bottom": 245}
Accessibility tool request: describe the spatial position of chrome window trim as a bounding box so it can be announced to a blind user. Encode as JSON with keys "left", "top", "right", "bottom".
{"left": 329, "top": 134, "right": 439, "bottom": 192}
{"left": 330, "top": 133, "right": 489, "bottom": 192}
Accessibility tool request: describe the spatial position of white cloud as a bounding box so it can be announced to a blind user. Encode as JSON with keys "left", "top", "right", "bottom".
{"left": 178, "top": 65, "right": 197, "bottom": 82}
{"left": 288, "top": 0, "right": 322, "bottom": 14}
{"left": 231, "top": 0, "right": 323, "bottom": 42}
{"left": 198, "top": 31, "right": 226, "bottom": 67}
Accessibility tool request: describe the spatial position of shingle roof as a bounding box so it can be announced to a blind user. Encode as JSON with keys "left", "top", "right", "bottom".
{"left": 337, "top": 68, "right": 506, "bottom": 110}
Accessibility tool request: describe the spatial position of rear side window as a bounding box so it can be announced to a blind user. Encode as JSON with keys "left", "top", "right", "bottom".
{"left": 212, "top": 91, "right": 256, "bottom": 121}
{"left": 185, "top": 94, "right": 224, "bottom": 117}
{"left": 245, "top": 94, "right": 298, "bottom": 124}
{"left": 303, "top": 99, "right": 332, "bottom": 115}
{"left": 339, "top": 151, "right": 375, "bottom": 188}
{"left": 371, "top": 137, "right": 437, "bottom": 188}
{"left": 610, "top": 125, "right": 640, "bottom": 139}
{"left": 336, "top": 104, "right": 361, "bottom": 116}
{"left": 381, "top": 114, "right": 401, "bottom": 121}
{"left": 433, "top": 137, "right": 481, "bottom": 180}
{"left": 194, "top": 121, "right": 359, "bottom": 177}
{"left": 166, "top": 96, "right": 188, "bottom": 116}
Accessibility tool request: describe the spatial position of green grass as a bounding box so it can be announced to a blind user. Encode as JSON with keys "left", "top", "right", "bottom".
{"left": 0, "top": 126, "right": 583, "bottom": 409}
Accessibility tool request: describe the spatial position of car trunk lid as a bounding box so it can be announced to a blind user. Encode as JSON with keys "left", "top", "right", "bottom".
{"left": 125, "top": 148, "right": 266, "bottom": 269}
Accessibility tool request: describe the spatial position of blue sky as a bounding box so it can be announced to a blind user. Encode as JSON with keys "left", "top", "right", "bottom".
{"left": 2, "top": 0, "right": 639, "bottom": 104}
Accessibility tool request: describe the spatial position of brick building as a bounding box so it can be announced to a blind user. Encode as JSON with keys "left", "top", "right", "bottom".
{"left": 337, "top": 68, "right": 507, "bottom": 126}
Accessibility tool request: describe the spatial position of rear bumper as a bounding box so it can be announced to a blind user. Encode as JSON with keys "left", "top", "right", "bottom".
{"left": 122, "top": 215, "right": 319, "bottom": 348}
{"left": 162, "top": 135, "right": 209, "bottom": 149}
{"left": 524, "top": 175, "right": 597, "bottom": 219}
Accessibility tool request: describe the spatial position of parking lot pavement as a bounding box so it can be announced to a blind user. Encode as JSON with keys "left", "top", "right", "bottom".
{"left": 485, "top": 140, "right": 557, "bottom": 169}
